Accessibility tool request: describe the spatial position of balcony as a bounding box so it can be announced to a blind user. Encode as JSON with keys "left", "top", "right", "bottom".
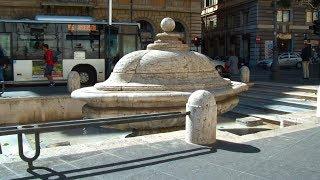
{"left": 40, "top": 0, "right": 97, "bottom": 7}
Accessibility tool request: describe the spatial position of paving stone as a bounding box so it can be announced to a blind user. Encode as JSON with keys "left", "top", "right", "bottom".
{"left": 66, "top": 152, "right": 153, "bottom": 179}
{"left": 268, "top": 145, "right": 320, "bottom": 172}
{"left": 0, "top": 164, "right": 18, "bottom": 180}
{"left": 124, "top": 169, "right": 180, "bottom": 180}
{"left": 245, "top": 136, "right": 298, "bottom": 158}
{"left": 105, "top": 145, "right": 167, "bottom": 162}
{"left": 280, "top": 127, "right": 320, "bottom": 140}
{"left": 59, "top": 150, "right": 105, "bottom": 162}
{"left": 2, "top": 157, "right": 66, "bottom": 178}
{"left": 160, "top": 163, "right": 262, "bottom": 180}
{"left": 147, "top": 139, "right": 209, "bottom": 153}
{"left": 236, "top": 117, "right": 264, "bottom": 127}
{"left": 246, "top": 160, "right": 320, "bottom": 180}
{"left": 149, "top": 151, "right": 213, "bottom": 178}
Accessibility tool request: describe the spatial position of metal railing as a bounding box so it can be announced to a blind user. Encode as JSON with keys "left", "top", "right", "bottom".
{"left": 0, "top": 111, "right": 189, "bottom": 170}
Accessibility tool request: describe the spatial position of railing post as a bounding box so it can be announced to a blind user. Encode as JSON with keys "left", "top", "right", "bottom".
{"left": 186, "top": 90, "right": 217, "bottom": 146}
{"left": 67, "top": 71, "right": 81, "bottom": 93}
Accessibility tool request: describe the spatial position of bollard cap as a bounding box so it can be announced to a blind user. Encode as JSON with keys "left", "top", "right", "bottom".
{"left": 187, "top": 90, "right": 216, "bottom": 106}
{"left": 240, "top": 66, "right": 250, "bottom": 72}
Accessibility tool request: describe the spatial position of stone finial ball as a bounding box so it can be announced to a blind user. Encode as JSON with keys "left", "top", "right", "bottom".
{"left": 161, "top": 17, "right": 175, "bottom": 32}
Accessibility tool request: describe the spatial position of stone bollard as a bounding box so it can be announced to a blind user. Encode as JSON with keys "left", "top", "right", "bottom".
{"left": 186, "top": 90, "right": 217, "bottom": 146}
{"left": 240, "top": 66, "right": 250, "bottom": 83}
{"left": 317, "top": 86, "right": 320, "bottom": 118}
{"left": 67, "top": 71, "right": 81, "bottom": 93}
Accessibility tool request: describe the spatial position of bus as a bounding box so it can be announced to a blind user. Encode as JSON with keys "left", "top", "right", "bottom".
{"left": 0, "top": 15, "right": 141, "bottom": 86}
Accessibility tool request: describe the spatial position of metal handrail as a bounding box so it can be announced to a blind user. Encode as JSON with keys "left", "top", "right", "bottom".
{"left": 0, "top": 111, "right": 190, "bottom": 169}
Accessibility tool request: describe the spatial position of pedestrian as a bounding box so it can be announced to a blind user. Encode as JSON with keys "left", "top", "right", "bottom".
{"left": 301, "top": 42, "right": 311, "bottom": 79}
{"left": 42, "top": 44, "right": 55, "bottom": 86}
{"left": 228, "top": 51, "right": 239, "bottom": 75}
{"left": 0, "top": 45, "right": 8, "bottom": 82}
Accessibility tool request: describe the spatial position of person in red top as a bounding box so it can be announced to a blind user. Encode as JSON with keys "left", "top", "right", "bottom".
{"left": 43, "top": 44, "right": 55, "bottom": 86}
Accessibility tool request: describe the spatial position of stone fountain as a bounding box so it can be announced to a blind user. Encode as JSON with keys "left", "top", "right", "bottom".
{"left": 71, "top": 18, "right": 249, "bottom": 130}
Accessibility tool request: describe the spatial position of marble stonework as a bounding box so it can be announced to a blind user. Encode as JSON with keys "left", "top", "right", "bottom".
{"left": 72, "top": 18, "right": 249, "bottom": 130}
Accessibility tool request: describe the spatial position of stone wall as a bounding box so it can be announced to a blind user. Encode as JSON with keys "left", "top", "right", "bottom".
{"left": 0, "top": 96, "right": 85, "bottom": 125}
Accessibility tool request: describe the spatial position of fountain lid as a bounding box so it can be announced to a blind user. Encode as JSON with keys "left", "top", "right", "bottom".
{"left": 147, "top": 17, "right": 189, "bottom": 52}
{"left": 94, "top": 17, "right": 231, "bottom": 92}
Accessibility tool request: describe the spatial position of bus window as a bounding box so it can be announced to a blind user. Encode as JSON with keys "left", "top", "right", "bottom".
{"left": 122, "top": 35, "right": 137, "bottom": 56}
{"left": 0, "top": 33, "right": 12, "bottom": 81}
{"left": 13, "top": 24, "right": 62, "bottom": 60}
{"left": 64, "top": 24, "right": 102, "bottom": 59}
{"left": 106, "top": 27, "right": 119, "bottom": 63}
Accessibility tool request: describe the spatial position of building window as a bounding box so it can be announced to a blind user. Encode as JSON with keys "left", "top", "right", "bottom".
{"left": 227, "top": 15, "right": 235, "bottom": 28}
{"left": 208, "top": 15, "right": 218, "bottom": 29}
{"left": 204, "top": 0, "right": 218, "bottom": 7}
{"left": 277, "top": 10, "right": 290, "bottom": 22}
{"left": 306, "top": 10, "right": 318, "bottom": 23}
{"left": 241, "top": 11, "right": 249, "bottom": 25}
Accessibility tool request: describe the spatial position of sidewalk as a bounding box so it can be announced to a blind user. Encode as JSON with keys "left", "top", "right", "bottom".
{"left": 1, "top": 125, "right": 319, "bottom": 180}
{"left": 237, "top": 66, "right": 320, "bottom": 85}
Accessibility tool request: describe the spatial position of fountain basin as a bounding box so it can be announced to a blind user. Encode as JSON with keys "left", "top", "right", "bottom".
{"left": 72, "top": 81, "right": 247, "bottom": 130}
{"left": 71, "top": 17, "right": 249, "bottom": 130}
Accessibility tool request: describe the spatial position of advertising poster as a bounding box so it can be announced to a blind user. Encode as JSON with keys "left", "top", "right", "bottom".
{"left": 32, "top": 60, "right": 63, "bottom": 80}
{"left": 264, "top": 40, "right": 273, "bottom": 60}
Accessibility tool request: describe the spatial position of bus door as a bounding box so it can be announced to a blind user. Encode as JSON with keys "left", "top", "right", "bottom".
{"left": 0, "top": 32, "right": 12, "bottom": 81}
{"left": 105, "top": 24, "right": 140, "bottom": 78}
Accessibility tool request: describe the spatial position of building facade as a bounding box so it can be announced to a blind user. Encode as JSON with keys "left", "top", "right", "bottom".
{"left": 0, "top": 0, "right": 202, "bottom": 48}
{"left": 202, "top": 0, "right": 320, "bottom": 65}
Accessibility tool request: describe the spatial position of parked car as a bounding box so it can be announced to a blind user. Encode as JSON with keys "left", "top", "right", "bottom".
{"left": 258, "top": 52, "right": 302, "bottom": 69}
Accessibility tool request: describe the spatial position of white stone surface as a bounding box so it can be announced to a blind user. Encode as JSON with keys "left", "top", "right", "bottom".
{"left": 72, "top": 17, "right": 249, "bottom": 130}
{"left": 186, "top": 90, "right": 217, "bottom": 145}
{"left": 240, "top": 66, "right": 250, "bottom": 83}
{"left": 0, "top": 96, "right": 85, "bottom": 125}
{"left": 317, "top": 86, "right": 320, "bottom": 117}
{"left": 161, "top": 17, "right": 175, "bottom": 32}
{"left": 67, "top": 71, "right": 81, "bottom": 93}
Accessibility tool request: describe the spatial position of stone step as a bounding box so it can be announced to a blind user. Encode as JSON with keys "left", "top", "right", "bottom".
{"left": 249, "top": 87, "right": 317, "bottom": 101}
{"left": 240, "top": 91, "right": 317, "bottom": 108}
{"left": 253, "top": 81, "right": 318, "bottom": 94}
{"left": 238, "top": 99, "right": 309, "bottom": 114}
{"left": 239, "top": 96, "right": 316, "bottom": 111}
{"left": 230, "top": 105, "right": 286, "bottom": 122}
{"left": 234, "top": 103, "right": 289, "bottom": 116}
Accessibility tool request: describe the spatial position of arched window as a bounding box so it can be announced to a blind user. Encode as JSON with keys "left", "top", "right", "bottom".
{"left": 173, "top": 21, "right": 186, "bottom": 43}
{"left": 137, "top": 20, "right": 154, "bottom": 49}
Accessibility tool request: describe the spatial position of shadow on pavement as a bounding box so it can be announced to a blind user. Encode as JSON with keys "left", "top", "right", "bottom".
{"left": 215, "top": 140, "right": 261, "bottom": 153}
{"left": 13, "top": 141, "right": 260, "bottom": 179}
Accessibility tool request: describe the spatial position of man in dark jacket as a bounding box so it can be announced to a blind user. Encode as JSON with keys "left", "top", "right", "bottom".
{"left": 301, "top": 42, "right": 311, "bottom": 79}
{"left": 0, "top": 46, "right": 6, "bottom": 82}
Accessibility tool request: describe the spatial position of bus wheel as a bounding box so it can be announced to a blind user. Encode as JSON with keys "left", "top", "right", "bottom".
{"left": 73, "top": 66, "right": 96, "bottom": 86}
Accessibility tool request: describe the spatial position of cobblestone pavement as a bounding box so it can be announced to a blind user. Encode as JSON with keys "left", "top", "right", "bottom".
{"left": 1, "top": 126, "right": 319, "bottom": 180}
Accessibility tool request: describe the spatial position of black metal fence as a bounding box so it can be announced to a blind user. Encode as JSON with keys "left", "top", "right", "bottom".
{"left": 0, "top": 111, "right": 189, "bottom": 170}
